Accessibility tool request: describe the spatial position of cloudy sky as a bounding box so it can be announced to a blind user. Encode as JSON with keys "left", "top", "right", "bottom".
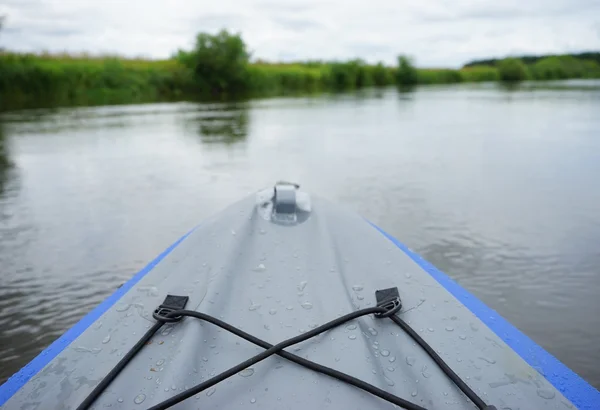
{"left": 1, "top": 0, "right": 599, "bottom": 67}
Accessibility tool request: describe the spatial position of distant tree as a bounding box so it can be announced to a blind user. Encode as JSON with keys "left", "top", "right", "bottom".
{"left": 175, "top": 29, "right": 251, "bottom": 95}
{"left": 396, "top": 55, "right": 418, "bottom": 86}
{"left": 372, "top": 62, "right": 393, "bottom": 86}
{"left": 464, "top": 52, "right": 600, "bottom": 68}
{"left": 497, "top": 58, "right": 529, "bottom": 82}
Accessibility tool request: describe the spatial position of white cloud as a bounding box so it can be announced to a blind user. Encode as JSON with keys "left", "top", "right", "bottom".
{"left": 0, "top": 0, "right": 598, "bottom": 66}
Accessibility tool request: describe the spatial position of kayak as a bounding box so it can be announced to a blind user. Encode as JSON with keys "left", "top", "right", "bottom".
{"left": 0, "top": 183, "right": 598, "bottom": 409}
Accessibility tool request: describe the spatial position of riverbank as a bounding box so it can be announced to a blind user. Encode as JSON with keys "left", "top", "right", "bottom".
{"left": 1, "top": 31, "right": 599, "bottom": 111}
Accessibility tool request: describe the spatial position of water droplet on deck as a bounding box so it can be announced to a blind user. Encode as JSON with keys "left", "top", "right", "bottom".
{"left": 348, "top": 335, "right": 357, "bottom": 340}
{"left": 297, "top": 281, "right": 308, "bottom": 291}
{"left": 248, "top": 303, "right": 261, "bottom": 311}
{"left": 411, "top": 390, "right": 418, "bottom": 397}
{"left": 117, "top": 398, "right": 124, "bottom": 403}
{"left": 479, "top": 357, "right": 497, "bottom": 364}
{"left": 387, "top": 367, "right": 395, "bottom": 372}
{"left": 389, "top": 356, "right": 396, "bottom": 363}
{"left": 286, "top": 305, "right": 294, "bottom": 311}
{"left": 372, "top": 344, "right": 379, "bottom": 350}
{"left": 250, "top": 398, "right": 256, "bottom": 404}
{"left": 352, "top": 285, "right": 364, "bottom": 291}
{"left": 346, "top": 324, "right": 357, "bottom": 330}
{"left": 102, "top": 335, "right": 111, "bottom": 344}
{"left": 269, "top": 308, "right": 277, "bottom": 315}
{"left": 381, "top": 349, "right": 390, "bottom": 357}
{"left": 368, "top": 327, "right": 378, "bottom": 336}
{"left": 206, "top": 387, "right": 216, "bottom": 396}
{"left": 134, "top": 394, "right": 146, "bottom": 404}
{"left": 264, "top": 324, "right": 271, "bottom": 330}
{"left": 300, "top": 302, "right": 313, "bottom": 310}
{"left": 357, "top": 295, "right": 364, "bottom": 300}
{"left": 427, "top": 327, "right": 434, "bottom": 332}
{"left": 406, "top": 356, "right": 416, "bottom": 366}
{"left": 384, "top": 376, "right": 395, "bottom": 386}
{"left": 259, "top": 229, "right": 267, "bottom": 235}
{"left": 231, "top": 229, "right": 236, "bottom": 236}
{"left": 405, "top": 273, "right": 412, "bottom": 278}
{"left": 445, "top": 326, "right": 454, "bottom": 332}
{"left": 459, "top": 335, "right": 467, "bottom": 340}
{"left": 470, "top": 322, "right": 479, "bottom": 331}
{"left": 537, "top": 388, "right": 555, "bottom": 399}
{"left": 239, "top": 368, "right": 255, "bottom": 377}
{"left": 253, "top": 264, "right": 266, "bottom": 272}
{"left": 335, "top": 357, "right": 340, "bottom": 362}
{"left": 202, "top": 356, "right": 208, "bottom": 362}
{"left": 161, "top": 327, "right": 173, "bottom": 336}
{"left": 421, "top": 365, "right": 431, "bottom": 378}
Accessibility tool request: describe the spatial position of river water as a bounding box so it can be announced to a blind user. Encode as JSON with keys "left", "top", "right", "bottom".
{"left": 1, "top": 82, "right": 599, "bottom": 389}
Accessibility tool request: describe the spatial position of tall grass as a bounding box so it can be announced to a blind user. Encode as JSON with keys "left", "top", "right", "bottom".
{"left": 1, "top": 29, "right": 599, "bottom": 111}
{"left": 0, "top": 52, "right": 194, "bottom": 110}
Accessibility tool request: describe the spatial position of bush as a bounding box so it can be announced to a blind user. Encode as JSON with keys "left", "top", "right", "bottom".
{"left": 497, "top": 58, "right": 529, "bottom": 82}
{"left": 176, "top": 30, "right": 251, "bottom": 95}
{"left": 327, "top": 61, "right": 361, "bottom": 89}
{"left": 460, "top": 65, "right": 499, "bottom": 82}
{"left": 396, "top": 56, "right": 418, "bottom": 86}
{"left": 371, "top": 62, "right": 394, "bottom": 86}
{"left": 416, "top": 69, "right": 463, "bottom": 84}
{"left": 529, "top": 56, "right": 600, "bottom": 80}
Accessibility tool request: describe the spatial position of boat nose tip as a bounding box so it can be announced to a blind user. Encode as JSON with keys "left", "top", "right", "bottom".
{"left": 255, "top": 182, "right": 311, "bottom": 225}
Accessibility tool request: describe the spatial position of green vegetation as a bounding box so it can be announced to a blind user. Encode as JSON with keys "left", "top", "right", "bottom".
{"left": 529, "top": 56, "right": 600, "bottom": 80}
{"left": 1, "top": 29, "right": 599, "bottom": 111}
{"left": 396, "top": 56, "right": 418, "bottom": 86}
{"left": 464, "top": 52, "right": 600, "bottom": 67}
{"left": 0, "top": 52, "right": 195, "bottom": 110}
{"left": 175, "top": 30, "right": 250, "bottom": 96}
{"left": 497, "top": 58, "right": 530, "bottom": 83}
{"left": 465, "top": 53, "right": 600, "bottom": 82}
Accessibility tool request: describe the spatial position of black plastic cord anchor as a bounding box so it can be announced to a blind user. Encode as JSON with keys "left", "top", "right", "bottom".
{"left": 374, "top": 287, "right": 494, "bottom": 410}
{"left": 152, "top": 295, "right": 189, "bottom": 323}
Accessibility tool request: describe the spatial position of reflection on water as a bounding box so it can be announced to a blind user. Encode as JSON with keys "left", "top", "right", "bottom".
{"left": 1, "top": 81, "right": 600, "bottom": 389}
{"left": 194, "top": 105, "right": 249, "bottom": 145}
{"left": 0, "top": 122, "right": 10, "bottom": 193}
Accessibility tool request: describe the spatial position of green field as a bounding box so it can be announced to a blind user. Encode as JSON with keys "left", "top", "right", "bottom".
{"left": 1, "top": 30, "right": 599, "bottom": 111}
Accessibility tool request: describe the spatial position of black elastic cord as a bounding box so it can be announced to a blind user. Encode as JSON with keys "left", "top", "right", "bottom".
{"left": 147, "top": 308, "right": 426, "bottom": 410}
{"left": 75, "top": 322, "right": 163, "bottom": 410}
{"left": 77, "top": 306, "right": 493, "bottom": 410}
{"left": 390, "top": 315, "right": 487, "bottom": 410}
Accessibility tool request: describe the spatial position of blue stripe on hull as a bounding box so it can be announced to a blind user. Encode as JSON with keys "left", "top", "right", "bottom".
{"left": 371, "top": 223, "right": 599, "bottom": 410}
{"left": 0, "top": 228, "right": 196, "bottom": 406}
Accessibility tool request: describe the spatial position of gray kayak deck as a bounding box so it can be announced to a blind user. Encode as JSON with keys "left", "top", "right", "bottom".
{"left": 2, "top": 188, "right": 576, "bottom": 409}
